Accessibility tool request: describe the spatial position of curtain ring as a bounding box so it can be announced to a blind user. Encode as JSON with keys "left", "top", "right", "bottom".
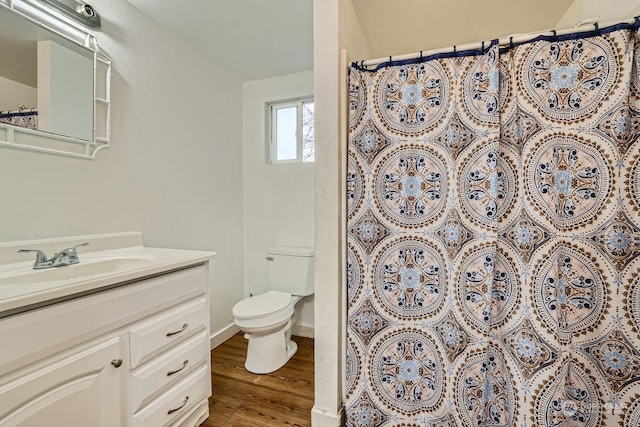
{"left": 551, "top": 29, "right": 557, "bottom": 37}
{"left": 419, "top": 50, "right": 423, "bottom": 59}
{"left": 481, "top": 41, "right": 485, "bottom": 51}
{"left": 509, "top": 36, "right": 513, "bottom": 48}
{"left": 453, "top": 45, "right": 457, "bottom": 54}
{"left": 594, "top": 22, "right": 599, "bottom": 31}
{"left": 389, "top": 56, "right": 392, "bottom": 63}
{"left": 360, "top": 60, "right": 365, "bottom": 69}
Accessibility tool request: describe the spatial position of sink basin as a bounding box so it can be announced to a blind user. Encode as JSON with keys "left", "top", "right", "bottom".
{"left": 0, "top": 232, "right": 216, "bottom": 315}
{"left": 0, "top": 254, "right": 158, "bottom": 286}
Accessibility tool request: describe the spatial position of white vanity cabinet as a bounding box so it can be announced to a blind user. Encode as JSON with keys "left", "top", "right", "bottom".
{"left": 0, "top": 261, "right": 212, "bottom": 427}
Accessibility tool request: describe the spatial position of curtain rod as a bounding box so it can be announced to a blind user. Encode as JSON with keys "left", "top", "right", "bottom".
{"left": 358, "top": 16, "right": 639, "bottom": 68}
{"left": 0, "top": 107, "right": 37, "bottom": 115}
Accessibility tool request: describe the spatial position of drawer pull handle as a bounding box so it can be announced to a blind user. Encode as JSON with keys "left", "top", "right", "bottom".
{"left": 166, "top": 323, "right": 189, "bottom": 337}
{"left": 167, "top": 359, "right": 189, "bottom": 376}
{"left": 111, "top": 359, "right": 122, "bottom": 368}
{"left": 167, "top": 396, "right": 189, "bottom": 415}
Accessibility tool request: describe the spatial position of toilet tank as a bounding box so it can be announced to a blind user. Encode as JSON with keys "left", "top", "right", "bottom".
{"left": 266, "top": 247, "right": 314, "bottom": 296}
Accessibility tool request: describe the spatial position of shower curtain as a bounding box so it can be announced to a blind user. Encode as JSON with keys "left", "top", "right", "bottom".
{"left": 346, "top": 22, "right": 640, "bottom": 426}
{"left": 0, "top": 108, "right": 37, "bottom": 130}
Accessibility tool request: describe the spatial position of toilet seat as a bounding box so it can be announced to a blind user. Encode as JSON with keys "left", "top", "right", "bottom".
{"left": 232, "top": 290, "right": 293, "bottom": 319}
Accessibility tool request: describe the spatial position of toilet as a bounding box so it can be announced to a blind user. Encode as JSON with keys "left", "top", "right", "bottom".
{"left": 232, "top": 246, "right": 314, "bottom": 374}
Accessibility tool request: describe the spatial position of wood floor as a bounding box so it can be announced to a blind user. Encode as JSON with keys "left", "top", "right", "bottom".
{"left": 203, "top": 333, "right": 315, "bottom": 427}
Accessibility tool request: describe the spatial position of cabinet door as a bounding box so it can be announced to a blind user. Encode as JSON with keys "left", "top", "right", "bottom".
{"left": 0, "top": 336, "right": 124, "bottom": 427}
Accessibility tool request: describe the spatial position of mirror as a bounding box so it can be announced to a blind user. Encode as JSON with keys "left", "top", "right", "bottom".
{"left": 0, "top": 0, "right": 111, "bottom": 158}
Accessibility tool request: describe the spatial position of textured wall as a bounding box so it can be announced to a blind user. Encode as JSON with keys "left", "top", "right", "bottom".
{"left": 556, "top": 0, "right": 640, "bottom": 28}
{"left": 242, "top": 70, "right": 315, "bottom": 334}
{"left": 313, "top": 0, "right": 371, "bottom": 424}
{"left": 0, "top": 76, "right": 36, "bottom": 111}
{"left": 0, "top": 0, "right": 245, "bottom": 337}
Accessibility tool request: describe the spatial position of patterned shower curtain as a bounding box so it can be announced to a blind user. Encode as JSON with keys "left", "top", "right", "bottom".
{"left": 0, "top": 108, "right": 37, "bottom": 131}
{"left": 346, "top": 22, "right": 640, "bottom": 426}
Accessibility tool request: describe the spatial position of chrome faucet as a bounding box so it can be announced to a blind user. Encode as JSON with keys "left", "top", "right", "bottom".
{"left": 18, "top": 243, "right": 89, "bottom": 269}
{"left": 16, "top": 249, "right": 51, "bottom": 269}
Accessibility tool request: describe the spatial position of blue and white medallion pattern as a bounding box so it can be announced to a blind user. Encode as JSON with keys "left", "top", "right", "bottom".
{"left": 374, "top": 146, "right": 448, "bottom": 227}
{"left": 519, "top": 36, "right": 619, "bottom": 123}
{"left": 370, "top": 330, "right": 444, "bottom": 414}
{"left": 458, "top": 143, "right": 516, "bottom": 230}
{"left": 503, "top": 317, "right": 558, "bottom": 379}
{"left": 523, "top": 134, "right": 614, "bottom": 231}
{"left": 456, "top": 244, "right": 520, "bottom": 332}
{"left": 373, "top": 238, "right": 446, "bottom": 318}
{"left": 374, "top": 62, "right": 451, "bottom": 135}
{"left": 532, "top": 243, "right": 608, "bottom": 343}
{"left": 581, "top": 328, "right": 640, "bottom": 393}
{"left": 347, "top": 23, "right": 640, "bottom": 426}
{"left": 455, "top": 345, "right": 516, "bottom": 427}
{"left": 532, "top": 359, "right": 603, "bottom": 427}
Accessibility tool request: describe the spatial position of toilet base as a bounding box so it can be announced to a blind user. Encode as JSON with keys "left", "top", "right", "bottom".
{"left": 287, "top": 340, "right": 298, "bottom": 360}
{"left": 244, "top": 324, "right": 298, "bottom": 374}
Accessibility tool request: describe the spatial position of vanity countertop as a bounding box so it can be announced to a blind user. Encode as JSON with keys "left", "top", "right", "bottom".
{"left": 0, "top": 232, "right": 216, "bottom": 316}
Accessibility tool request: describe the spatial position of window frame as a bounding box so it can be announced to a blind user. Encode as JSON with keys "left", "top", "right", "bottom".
{"left": 266, "top": 96, "right": 314, "bottom": 164}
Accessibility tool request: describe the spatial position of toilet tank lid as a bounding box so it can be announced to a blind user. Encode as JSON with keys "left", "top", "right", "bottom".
{"left": 267, "top": 246, "right": 314, "bottom": 257}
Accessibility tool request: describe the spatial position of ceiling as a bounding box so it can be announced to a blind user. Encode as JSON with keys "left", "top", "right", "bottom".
{"left": 124, "top": 0, "right": 582, "bottom": 82}
{"left": 124, "top": 0, "right": 314, "bottom": 82}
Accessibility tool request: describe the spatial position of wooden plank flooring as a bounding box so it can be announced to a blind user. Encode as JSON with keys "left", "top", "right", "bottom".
{"left": 204, "top": 333, "right": 314, "bottom": 427}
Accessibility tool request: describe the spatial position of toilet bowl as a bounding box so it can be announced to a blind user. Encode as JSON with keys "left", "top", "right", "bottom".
{"left": 232, "top": 246, "right": 314, "bottom": 374}
{"left": 232, "top": 290, "right": 302, "bottom": 374}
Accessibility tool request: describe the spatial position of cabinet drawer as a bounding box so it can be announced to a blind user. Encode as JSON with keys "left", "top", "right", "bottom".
{"left": 131, "top": 330, "right": 209, "bottom": 412}
{"left": 132, "top": 364, "right": 210, "bottom": 427}
{"left": 170, "top": 401, "right": 209, "bottom": 427}
{"left": 130, "top": 296, "right": 208, "bottom": 369}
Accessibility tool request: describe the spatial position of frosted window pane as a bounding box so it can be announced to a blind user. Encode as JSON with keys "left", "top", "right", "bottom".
{"left": 302, "top": 101, "right": 314, "bottom": 162}
{"left": 276, "top": 106, "right": 297, "bottom": 160}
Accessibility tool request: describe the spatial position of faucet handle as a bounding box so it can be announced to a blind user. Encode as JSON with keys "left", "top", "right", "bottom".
{"left": 69, "top": 242, "right": 90, "bottom": 253}
{"left": 60, "top": 242, "right": 89, "bottom": 261}
{"left": 17, "top": 249, "right": 51, "bottom": 269}
{"left": 49, "top": 242, "right": 89, "bottom": 267}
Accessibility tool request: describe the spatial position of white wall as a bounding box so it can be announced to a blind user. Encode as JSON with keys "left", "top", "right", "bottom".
{"left": 242, "top": 70, "right": 315, "bottom": 336}
{"left": 339, "top": 0, "right": 372, "bottom": 62}
{"left": 0, "top": 0, "right": 245, "bottom": 340}
{"left": 0, "top": 76, "right": 36, "bottom": 111}
{"left": 556, "top": 0, "right": 640, "bottom": 28}
{"left": 312, "top": 0, "right": 371, "bottom": 425}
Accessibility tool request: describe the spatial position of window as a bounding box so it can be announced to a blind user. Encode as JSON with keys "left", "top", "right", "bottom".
{"left": 267, "top": 97, "right": 314, "bottom": 163}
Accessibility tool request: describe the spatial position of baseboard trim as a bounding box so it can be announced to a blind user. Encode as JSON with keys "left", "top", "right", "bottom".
{"left": 311, "top": 406, "right": 344, "bottom": 427}
{"left": 292, "top": 324, "right": 315, "bottom": 338}
{"left": 210, "top": 323, "right": 239, "bottom": 349}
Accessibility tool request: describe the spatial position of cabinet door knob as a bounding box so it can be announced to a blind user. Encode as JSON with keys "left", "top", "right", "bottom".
{"left": 167, "top": 396, "right": 189, "bottom": 414}
{"left": 111, "top": 359, "right": 123, "bottom": 368}
{"left": 167, "top": 359, "right": 189, "bottom": 376}
{"left": 166, "top": 323, "right": 189, "bottom": 337}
